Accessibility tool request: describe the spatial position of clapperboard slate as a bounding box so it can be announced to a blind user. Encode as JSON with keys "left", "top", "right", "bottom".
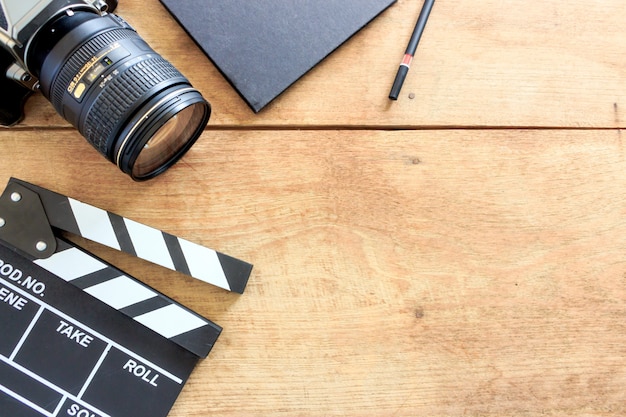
{"left": 158, "top": 0, "right": 396, "bottom": 112}
{"left": 0, "top": 178, "right": 253, "bottom": 417}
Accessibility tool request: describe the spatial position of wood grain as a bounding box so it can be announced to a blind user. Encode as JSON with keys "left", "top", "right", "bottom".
{"left": 3, "top": 0, "right": 626, "bottom": 415}
{"left": 14, "top": 0, "right": 626, "bottom": 129}
{"left": 0, "top": 128, "right": 625, "bottom": 415}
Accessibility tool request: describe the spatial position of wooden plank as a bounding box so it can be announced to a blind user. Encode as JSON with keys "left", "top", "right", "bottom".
{"left": 13, "top": 0, "right": 626, "bottom": 129}
{"left": 1, "top": 128, "right": 625, "bottom": 415}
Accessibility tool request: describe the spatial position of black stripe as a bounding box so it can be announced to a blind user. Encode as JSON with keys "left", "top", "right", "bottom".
{"left": 107, "top": 212, "right": 136, "bottom": 257}
{"left": 217, "top": 252, "right": 253, "bottom": 294}
{"left": 162, "top": 233, "right": 190, "bottom": 276}
{"left": 70, "top": 266, "right": 122, "bottom": 289}
{"left": 119, "top": 295, "right": 172, "bottom": 317}
{"left": 170, "top": 323, "right": 222, "bottom": 359}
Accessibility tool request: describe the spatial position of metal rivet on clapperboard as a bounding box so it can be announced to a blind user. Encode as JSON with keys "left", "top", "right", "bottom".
{"left": 0, "top": 218, "right": 5, "bottom": 228}
{"left": 36, "top": 241, "right": 48, "bottom": 252}
{"left": 11, "top": 192, "right": 22, "bottom": 202}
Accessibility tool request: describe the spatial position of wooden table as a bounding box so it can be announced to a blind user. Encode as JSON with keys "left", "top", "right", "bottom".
{"left": 3, "top": 0, "right": 626, "bottom": 415}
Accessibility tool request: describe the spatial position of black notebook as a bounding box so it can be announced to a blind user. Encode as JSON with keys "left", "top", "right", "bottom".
{"left": 159, "top": 0, "right": 396, "bottom": 112}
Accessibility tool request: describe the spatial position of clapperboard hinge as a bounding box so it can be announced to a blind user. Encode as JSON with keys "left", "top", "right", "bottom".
{"left": 0, "top": 177, "right": 253, "bottom": 417}
{"left": 1, "top": 178, "right": 252, "bottom": 293}
{"left": 0, "top": 178, "right": 254, "bottom": 357}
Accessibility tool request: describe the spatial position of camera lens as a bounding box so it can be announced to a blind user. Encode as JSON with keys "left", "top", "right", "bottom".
{"left": 26, "top": 9, "right": 210, "bottom": 180}
{"left": 118, "top": 92, "right": 208, "bottom": 179}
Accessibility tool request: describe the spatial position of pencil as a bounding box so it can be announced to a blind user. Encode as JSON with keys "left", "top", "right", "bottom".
{"left": 388, "top": 0, "right": 435, "bottom": 100}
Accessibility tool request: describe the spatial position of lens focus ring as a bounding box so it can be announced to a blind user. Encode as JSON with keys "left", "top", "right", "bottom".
{"left": 31, "top": 11, "right": 210, "bottom": 180}
{"left": 82, "top": 55, "right": 182, "bottom": 154}
{"left": 49, "top": 28, "right": 136, "bottom": 112}
{"left": 46, "top": 26, "right": 186, "bottom": 157}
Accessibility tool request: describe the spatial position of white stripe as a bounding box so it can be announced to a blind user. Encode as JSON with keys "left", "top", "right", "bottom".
{"left": 124, "top": 218, "right": 175, "bottom": 270}
{"left": 0, "top": 355, "right": 112, "bottom": 417}
{"left": 52, "top": 394, "right": 68, "bottom": 417}
{"left": 78, "top": 344, "right": 111, "bottom": 399}
{"left": 84, "top": 276, "right": 156, "bottom": 309}
{"left": 134, "top": 304, "right": 207, "bottom": 338}
{"left": 10, "top": 306, "right": 44, "bottom": 361}
{"left": 34, "top": 248, "right": 106, "bottom": 281}
{"left": 0, "top": 383, "right": 54, "bottom": 417}
{"left": 69, "top": 198, "right": 121, "bottom": 250}
{"left": 178, "top": 238, "right": 230, "bottom": 291}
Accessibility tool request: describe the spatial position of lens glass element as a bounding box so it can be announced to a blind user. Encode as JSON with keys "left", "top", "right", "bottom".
{"left": 131, "top": 102, "right": 207, "bottom": 179}
{"left": 28, "top": 11, "right": 211, "bottom": 181}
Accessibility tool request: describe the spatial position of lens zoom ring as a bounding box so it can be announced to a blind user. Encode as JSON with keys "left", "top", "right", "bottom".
{"left": 50, "top": 28, "right": 137, "bottom": 110}
{"left": 83, "top": 56, "right": 182, "bottom": 154}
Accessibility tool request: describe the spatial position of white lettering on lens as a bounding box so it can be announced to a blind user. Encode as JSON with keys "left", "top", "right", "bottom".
{"left": 68, "top": 42, "right": 121, "bottom": 93}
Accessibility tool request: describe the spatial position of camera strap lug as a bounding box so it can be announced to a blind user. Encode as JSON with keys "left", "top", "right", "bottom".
{"left": 6, "top": 62, "right": 39, "bottom": 90}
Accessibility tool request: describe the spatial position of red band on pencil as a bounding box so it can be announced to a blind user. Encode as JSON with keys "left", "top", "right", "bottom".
{"left": 401, "top": 54, "right": 413, "bottom": 67}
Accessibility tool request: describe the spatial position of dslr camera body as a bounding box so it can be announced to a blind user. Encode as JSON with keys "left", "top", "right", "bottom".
{"left": 0, "top": 0, "right": 210, "bottom": 180}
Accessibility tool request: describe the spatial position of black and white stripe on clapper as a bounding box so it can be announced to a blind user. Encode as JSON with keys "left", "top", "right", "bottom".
{"left": 11, "top": 178, "right": 252, "bottom": 294}
{"left": 35, "top": 237, "right": 221, "bottom": 358}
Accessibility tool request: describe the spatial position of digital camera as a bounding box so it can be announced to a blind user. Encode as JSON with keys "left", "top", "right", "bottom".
{"left": 0, "top": 0, "right": 211, "bottom": 180}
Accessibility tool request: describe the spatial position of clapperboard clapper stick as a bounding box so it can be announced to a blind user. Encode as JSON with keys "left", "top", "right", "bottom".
{"left": 0, "top": 177, "right": 253, "bottom": 417}
{"left": 4, "top": 177, "right": 252, "bottom": 294}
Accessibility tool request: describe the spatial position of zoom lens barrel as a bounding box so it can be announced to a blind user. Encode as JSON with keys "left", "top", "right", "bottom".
{"left": 27, "top": 9, "right": 210, "bottom": 180}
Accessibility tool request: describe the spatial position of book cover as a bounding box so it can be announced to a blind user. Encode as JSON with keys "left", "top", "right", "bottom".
{"left": 159, "top": 0, "right": 396, "bottom": 112}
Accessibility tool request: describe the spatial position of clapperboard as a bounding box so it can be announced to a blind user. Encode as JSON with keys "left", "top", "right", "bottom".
{"left": 0, "top": 178, "right": 252, "bottom": 417}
